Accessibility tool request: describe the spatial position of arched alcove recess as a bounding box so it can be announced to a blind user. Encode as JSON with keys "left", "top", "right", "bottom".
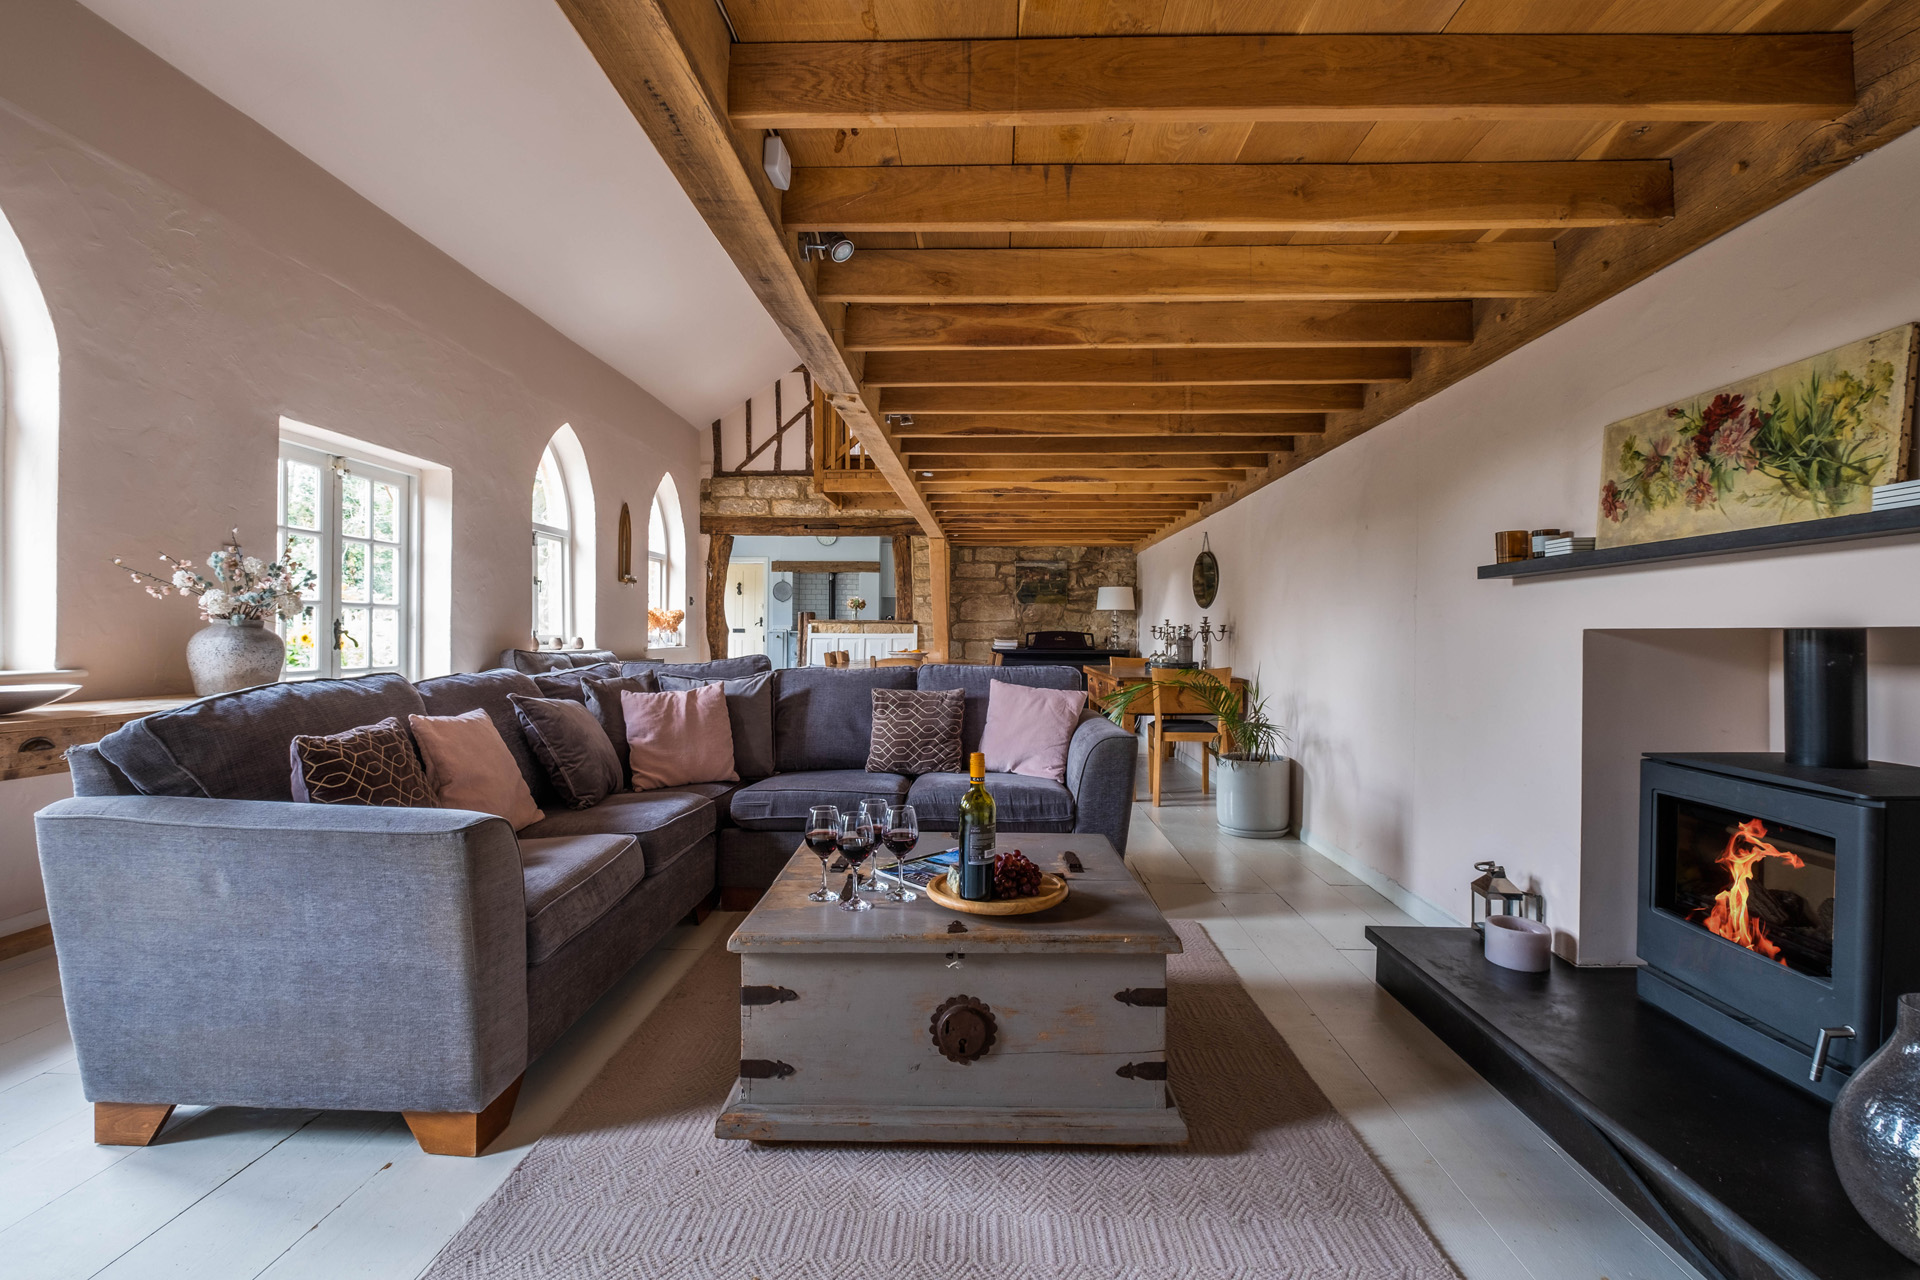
{"left": 0, "top": 204, "right": 59, "bottom": 672}
{"left": 543, "top": 424, "right": 597, "bottom": 646}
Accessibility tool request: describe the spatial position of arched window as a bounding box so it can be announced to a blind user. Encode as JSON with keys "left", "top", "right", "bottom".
{"left": 0, "top": 202, "right": 59, "bottom": 672}
{"left": 531, "top": 444, "right": 571, "bottom": 642}
{"left": 648, "top": 474, "right": 685, "bottom": 648}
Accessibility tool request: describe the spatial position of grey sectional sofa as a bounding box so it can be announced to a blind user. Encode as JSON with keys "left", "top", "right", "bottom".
{"left": 37, "top": 657, "right": 1135, "bottom": 1155}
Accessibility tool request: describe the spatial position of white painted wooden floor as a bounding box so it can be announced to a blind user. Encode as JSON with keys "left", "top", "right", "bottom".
{"left": 0, "top": 755, "right": 1704, "bottom": 1280}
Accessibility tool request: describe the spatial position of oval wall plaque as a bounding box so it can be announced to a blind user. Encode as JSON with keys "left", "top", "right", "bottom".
{"left": 1192, "top": 534, "right": 1219, "bottom": 608}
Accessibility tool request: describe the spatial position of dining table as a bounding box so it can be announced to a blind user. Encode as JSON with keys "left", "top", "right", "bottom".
{"left": 1081, "top": 664, "right": 1248, "bottom": 734}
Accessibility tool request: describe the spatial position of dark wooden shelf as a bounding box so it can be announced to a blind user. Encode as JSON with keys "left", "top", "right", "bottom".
{"left": 1478, "top": 504, "right": 1920, "bottom": 579}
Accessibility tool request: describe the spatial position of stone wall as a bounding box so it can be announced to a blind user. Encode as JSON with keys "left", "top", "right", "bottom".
{"left": 948, "top": 546, "right": 1138, "bottom": 663}
{"left": 701, "top": 473, "right": 910, "bottom": 520}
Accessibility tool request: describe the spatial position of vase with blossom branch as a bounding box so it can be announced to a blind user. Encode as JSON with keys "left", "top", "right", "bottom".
{"left": 116, "top": 530, "right": 317, "bottom": 695}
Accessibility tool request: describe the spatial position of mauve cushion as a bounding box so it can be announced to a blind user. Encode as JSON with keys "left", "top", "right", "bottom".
{"left": 510, "top": 694, "right": 623, "bottom": 809}
{"left": 978, "top": 680, "right": 1087, "bottom": 782}
{"left": 583, "top": 672, "right": 660, "bottom": 787}
{"left": 415, "top": 669, "right": 556, "bottom": 807}
{"left": 657, "top": 672, "right": 775, "bottom": 780}
{"left": 288, "top": 716, "right": 434, "bottom": 807}
{"left": 408, "top": 708, "right": 545, "bottom": 830}
{"left": 622, "top": 684, "right": 737, "bottom": 789}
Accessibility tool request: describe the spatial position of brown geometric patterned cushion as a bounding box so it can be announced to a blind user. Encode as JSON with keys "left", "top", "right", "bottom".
{"left": 866, "top": 688, "right": 965, "bottom": 776}
{"left": 289, "top": 716, "right": 435, "bottom": 807}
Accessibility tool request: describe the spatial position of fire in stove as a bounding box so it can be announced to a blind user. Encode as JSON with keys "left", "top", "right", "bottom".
{"left": 1694, "top": 819, "right": 1804, "bottom": 966}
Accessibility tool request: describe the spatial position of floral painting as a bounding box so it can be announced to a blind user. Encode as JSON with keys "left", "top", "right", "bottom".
{"left": 1597, "top": 325, "right": 1916, "bottom": 548}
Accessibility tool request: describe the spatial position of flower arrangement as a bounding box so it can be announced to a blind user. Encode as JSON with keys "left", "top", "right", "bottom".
{"left": 116, "top": 530, "right": 315, "bottom": 626}
{"left": 647, "top": 606, "right": 685, "bottom": 639}
{"left": 845, "top": 595, "right": 868, "bottom": 617}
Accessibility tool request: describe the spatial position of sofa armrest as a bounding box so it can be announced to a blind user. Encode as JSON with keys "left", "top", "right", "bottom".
{"left": 1064, "top": 712, "right": 1137, "bottom": 854}
{"left": 35, "top": 796, "right": 528, "bottom": 1114}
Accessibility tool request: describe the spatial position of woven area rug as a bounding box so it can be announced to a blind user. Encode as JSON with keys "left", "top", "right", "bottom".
{"left": 423, "top": 921, "right": 1457, "bottom": 1279}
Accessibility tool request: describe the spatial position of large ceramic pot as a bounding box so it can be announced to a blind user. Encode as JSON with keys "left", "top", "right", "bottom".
{"left": 1215, "top": 755, "right": 1291, "bottom": 838}
{"left": 1831, "top": 993, "right": 1920, "bottom": 1263}
{"left": 185, "top": 619, "right": 286, "bottom": 697}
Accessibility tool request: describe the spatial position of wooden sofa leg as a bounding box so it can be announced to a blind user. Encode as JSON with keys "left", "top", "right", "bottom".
{"left": 403, "top": 1075, "right": 523, "bottom": 1157}
{"left": 96, "top": 1102, "right": 176, "bottom": 1146}
{"left": 686, "top": 888, "right": 721, "bottom": 925}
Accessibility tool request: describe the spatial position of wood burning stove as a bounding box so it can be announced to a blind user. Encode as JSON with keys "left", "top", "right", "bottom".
{"left": 1636, "top": 630, "right": 1920, "bottom": 1100}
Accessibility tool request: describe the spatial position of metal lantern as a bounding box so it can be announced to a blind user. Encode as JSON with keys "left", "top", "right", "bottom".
{"left": 1470, "top": 860, "right": 1542, "bottom": 931}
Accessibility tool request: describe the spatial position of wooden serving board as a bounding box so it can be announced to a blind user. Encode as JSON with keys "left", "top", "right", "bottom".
{"left": 925, "top": 870, "right": 1069, "bottom": 916}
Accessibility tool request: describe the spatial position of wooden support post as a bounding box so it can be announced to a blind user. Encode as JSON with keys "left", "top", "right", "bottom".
{"left": 891, "top": 533, "right": 914, "bottom": 623}
{"left": 95, "top": 1102, "right": 176, "bottom": 1146}
{"left": 402, "top": 1075, "right": 524, "bottom": 1157}
{"left": 927, "top": 537, "right": 951, "bottom": 662}
{"left": 706, "top": 532, "right": 734, "bottom": 660}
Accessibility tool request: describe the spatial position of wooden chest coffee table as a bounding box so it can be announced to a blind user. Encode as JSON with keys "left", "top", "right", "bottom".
{"left": 715, "top": 832, "right": 1186, "bottom": 1145}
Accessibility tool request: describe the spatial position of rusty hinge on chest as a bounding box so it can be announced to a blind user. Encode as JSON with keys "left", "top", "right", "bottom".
{"left": 1114, "top": 987, "right": 1167, "bottom": 1007}
{"left": 741, "top": 985, "right": 799, "bottom": 1006}
{"left": 1116, "top": 1060, "right": 1168, "bottom": 1081}
{"left": 740, "top": 1059, "right": 796, "bottom": 1080}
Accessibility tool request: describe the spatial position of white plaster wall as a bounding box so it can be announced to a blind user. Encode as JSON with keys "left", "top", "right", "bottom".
{"left": 0, "top": 0, "right": 731, "bottom": 925}
{"left": 1138, "top": 125, "right": 1920, "bottom": 962}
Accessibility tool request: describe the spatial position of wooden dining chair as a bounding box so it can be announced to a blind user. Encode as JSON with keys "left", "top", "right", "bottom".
{"left": 1109, "top": 656, "right": 1149, "bottom": 676}
{"left": 871, "top": 655, "right": 922, "bottom": 668}
{"left": 1147, "top": 666, "right": 1233, "bottom": 806}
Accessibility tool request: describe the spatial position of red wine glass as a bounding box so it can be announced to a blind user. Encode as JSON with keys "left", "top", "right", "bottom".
{"left": 805, "top": 805, "right": 840, "bottom": 903}
{"left": 880, "top": 803, "right": 919, "bottom": 903}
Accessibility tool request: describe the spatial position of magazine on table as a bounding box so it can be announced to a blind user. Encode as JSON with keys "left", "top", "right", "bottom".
{"left": 880, "top": 847, "right": 959, "bottom": 888}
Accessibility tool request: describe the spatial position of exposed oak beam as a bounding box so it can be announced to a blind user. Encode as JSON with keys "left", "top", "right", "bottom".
{"left": 819, "top": 244, "right": 1555, "bottom": 304}
{"left": 700, "top": 515, "right": 923, "bottom": 536}
{"left": 786, "top": 162, "right": 1673, "bottom": 233}
{"left": 731, "top": 34, "right": 1853, "bottom": 129}
{"left": 845, "top": 301, "right": 1473, "bottom": 350}
{"left": 916, "top": 452, "right": 1273, "bottom": 470}
{"left": 861, "top": 348, "right": 1410, "bottom": 387}
{"left": 881, "top": 385, "right": 1362, "bottom": 415}
{"left": 555, "top": 0, "right": 941, "bottom": 537}
{"left": 897, "top": 414, "right": 1326, "bottom": 436}
{"left": 909, "top": 435, "right": 1295, "bottom": 456}
{"left": 923, "top": 469, "right": 1246, "bottom": 484}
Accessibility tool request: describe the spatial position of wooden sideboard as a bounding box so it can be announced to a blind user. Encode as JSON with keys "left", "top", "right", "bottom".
{"left": 0, "top": 698, "right": 192, "bottom": 782}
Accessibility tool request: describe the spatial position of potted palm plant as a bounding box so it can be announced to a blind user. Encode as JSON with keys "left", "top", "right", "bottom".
{"left": 1105, "top": 670, "right": 1292, "bottom": 837}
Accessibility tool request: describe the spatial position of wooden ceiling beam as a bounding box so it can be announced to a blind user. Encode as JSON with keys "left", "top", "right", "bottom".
{"left": 554, "top": 0, "right": 942, "bottom": 538}
{"left": 730, "top": 34, "right": 1854, "bottom": 129}
{"left": 845, "top": 301, "right": 1472, "bottom": 350}
{"left": 701, "top": 515, "right": 923, "bottom": 536}
{"left": 785, "top": 162, "right": 1673, "bottom": 233}
{"left": 915, "top": 452, "right": 1273, "bottom": 470}
{"left": 880, "top": 385, "right": 1362, "bottom": 415}
{"left": 922, "top": 482, "right": 1232, "bottom": 495}
{"left": 923, "top": 468, "right": 1246, "bottom": 483}
{"left": 909, "top": 434, "right": 1295, "bottom": 456}
{"left": 861, "top": 348, "right": 1411, "bottom": 387}
{"left": 898, "top": 414, "right": 1327, "bottom": 436}
{"left": 818, "top": 244, "right": 1556, "bottom": 304}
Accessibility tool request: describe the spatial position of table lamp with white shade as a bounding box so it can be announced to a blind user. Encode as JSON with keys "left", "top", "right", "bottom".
{"left": 1095, "top": 586, "right": 1136, "bottom": 652}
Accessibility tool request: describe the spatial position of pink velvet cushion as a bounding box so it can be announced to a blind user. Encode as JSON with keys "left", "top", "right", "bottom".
{"left": 979, "top": 680, "right": 1087, "bottom": 782}
{"left": 622, "top": 683, "right": 738, "bottom": 789}
{"left": 407, "top": 708, "right": 546, "bottom": 830}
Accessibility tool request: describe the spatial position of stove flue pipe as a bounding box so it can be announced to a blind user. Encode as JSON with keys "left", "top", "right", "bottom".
{"left": 1784, "top": 628, "right": 1868, "bottom": 770}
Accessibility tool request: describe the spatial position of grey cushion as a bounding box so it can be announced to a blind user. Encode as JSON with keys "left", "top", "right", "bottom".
{"left": 517, "top": 787, "right": 716, "bottom": 874}
{"left": 649, "top": 654, "right": 771, "bottom": 681}
{"left": 518, "top": 834, "right": 643, "bottom": 964}
{"left": 914, "top": 664, "right": 1083, "bottom": 758}
{"left": 96, "top": 673, "right": 426, "bottom": 801}
{"left": 906, "top": 771, "right": 1076, "bottom": 832}
{"left": 774, "top": 667, "right": 918, "bottom": 772}
{"left": 658, "top": 672, "right": 775, "bottom": 780}
{"left": 510, "top": 695, "right": 623, "bottom": 810}
{"left": 530, "top": 663, "right": 621, "bottom": 702}
{"left": 729, "top": 769, "right": 912, "bottom": 831}
{"left": 581, "top": 672, "right": 661, "bottom": 788}
{"left": 501, "top": 648, "right": 619, "bottom": 673}
{"left": 415, "top": 669, "right": 556, "bottom": 808}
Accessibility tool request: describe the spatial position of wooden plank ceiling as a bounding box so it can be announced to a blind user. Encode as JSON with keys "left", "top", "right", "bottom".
{"left": 567, "top": 0, "right": 1896, "bottom": 548}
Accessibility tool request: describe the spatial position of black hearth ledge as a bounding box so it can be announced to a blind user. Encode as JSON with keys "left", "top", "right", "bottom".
{"left": 1368, "top": 925, "right": 1919, "bottom": 1280}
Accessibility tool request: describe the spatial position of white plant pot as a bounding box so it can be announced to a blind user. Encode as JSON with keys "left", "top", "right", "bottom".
{"left": 1215, "top": 754, "right": 1292, "bottom": 838}
{"left": 185, "top": 619, "right": 286, "bottom": 697}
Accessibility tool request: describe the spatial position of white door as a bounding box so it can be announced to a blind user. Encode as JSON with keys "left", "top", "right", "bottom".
{"left": 725, "top": 560, "right": 768, "bottom": 660}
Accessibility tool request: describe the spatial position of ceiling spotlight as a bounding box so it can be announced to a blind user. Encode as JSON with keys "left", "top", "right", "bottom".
{"left": 801, "top": 232, "right": 855, "bottom": 263}
{"left": 921, "top": 471, "right": 933, "bottom": 477}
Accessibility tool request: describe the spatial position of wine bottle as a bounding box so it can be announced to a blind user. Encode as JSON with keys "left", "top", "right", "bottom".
{"left": 956, "top": 751, "right": 996, "bottom": 901}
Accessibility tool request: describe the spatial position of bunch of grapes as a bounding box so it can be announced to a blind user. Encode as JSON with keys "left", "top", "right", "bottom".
{"left": 993, "top": 850, "right": 1043, "bottom": 899}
